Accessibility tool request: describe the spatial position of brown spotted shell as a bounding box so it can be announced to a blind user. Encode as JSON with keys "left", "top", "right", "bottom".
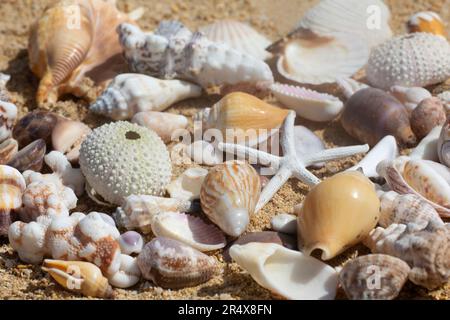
{"left": 13, "top": 110, "right": 61, "bottom": 148}
{"left": 7, "top": 139, "right": 46, "bottom": 172}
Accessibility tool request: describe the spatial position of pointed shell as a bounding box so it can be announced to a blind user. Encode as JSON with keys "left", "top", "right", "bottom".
{"left": 0, "top": 101, "right": 18, "bottom": 143}
{"left": 132, "top": 111, "right": 189, "bottom": 143}
{"left": 229, "top": 242, "right": 338, "bottom": 300}
{"left": 7, "top": 139, "right": 46, "bottom": 172}
{"left": 137, "top": 237, "right": 218, "bottom": 289}
{"left": 438, "top": 118, "right": 450, "bottom": 167}
{"left": 296, "top": 171, "right": 380, "bottom": 260}
{"left": 166, "top": 167, "right": 208, "bottom": 201}
{"left": 0, "top": 165, "right": 26, "bottom": 236}
{"left": 200, "top": 160, "right": 261, "bottom": 237}
{"left": 390, "top": 86, "right": 432, "bottom": 112}
{"left": 410, "top": 98, "right": 446, "bottom": 140}
{"left": 407, "top": 12, "right": 446, "bottom": 37}
{"left": 339, "top": 254, "right": 410, "bottom": 300}
{"left": 52, "top": 119, "right": 91, "bottom": 163}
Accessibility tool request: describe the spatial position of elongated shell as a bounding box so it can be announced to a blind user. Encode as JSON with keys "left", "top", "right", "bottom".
{"left": 90, "top": 74, "right": 202, "bottom": 120}
{"left": 42, "top": 259, "right": 114, "bottom": 298}
{"left": 229, "top": 242, "right": 338, "bottom": 300}
{"left": 296, "top": 171, "right": 380, "bottom": 260}
{"left": 7, "top": 139, "right": 46, "bottom": 172}
{"left": 438, "top": 118, "right": 450, "bottom": 167}
{"left": 407, "top": 12, "right": 446, "bottom": 37}
{"left": 200, "top": 160, "right": 261, "bottom": 237}
{"left": 137, "top": 237, "right": 218, "bottom": 289}
{"left": 341, "top": 88, "right": 417, "bottom": 147}
{"left": 0, "top": 165, "right": 26, "bottom": 236}
{"left": 132, "top": 111, "right": 189, "bottom": 143}
{"left": 339, "top": 254, "right": 410, "bottom": 300}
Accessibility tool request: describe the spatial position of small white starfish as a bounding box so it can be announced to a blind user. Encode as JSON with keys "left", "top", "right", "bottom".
{"left": 218, "top": 111, "right": 369, "bottom": 212}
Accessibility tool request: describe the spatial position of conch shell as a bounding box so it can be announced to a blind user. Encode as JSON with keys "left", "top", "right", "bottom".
{"left": 29, "top": 0, "right": 143, "bottom": 105}
{"left": 296, "top": 171, "right": 380, "bottom": 260}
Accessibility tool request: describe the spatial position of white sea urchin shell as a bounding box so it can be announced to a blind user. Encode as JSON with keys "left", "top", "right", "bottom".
{"left": 79, "top": 122, "right": 172, "bottom": 205}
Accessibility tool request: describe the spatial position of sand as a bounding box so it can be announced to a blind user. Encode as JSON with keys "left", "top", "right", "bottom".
{"left": 0, "top": 0, "right": 449, "bottom": 300}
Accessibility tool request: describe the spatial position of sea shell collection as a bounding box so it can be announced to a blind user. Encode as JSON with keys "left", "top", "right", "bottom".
{"left": 0, "top": 0, "right": 449, "bottom": 301}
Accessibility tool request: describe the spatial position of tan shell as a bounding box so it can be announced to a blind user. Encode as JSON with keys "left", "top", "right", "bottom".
{"left": 52, "top": 119, "right": 91, "bottom": 163}
{"left": 296, "top": 171, "right": 380, "bottom": 260}
{"left": 407, "top": 11, "right": 446, "bottom": 37}
{"left": 339, "top": 254, "right": 410, "bottom": 300}
{"left": 410, "top": 97, "right": 446, "bottom": 140}
{"left": 0, "top": 165, "right": 26, "bottom": 236}
{"left": 0, "top": 138, "right": 18, "bottom": 164}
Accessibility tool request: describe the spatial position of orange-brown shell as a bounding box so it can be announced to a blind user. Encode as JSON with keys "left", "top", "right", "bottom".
{"left": 407, "top": 12, "right": 446, "bottom": 37}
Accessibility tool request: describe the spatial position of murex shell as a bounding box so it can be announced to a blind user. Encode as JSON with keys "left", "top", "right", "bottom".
{"left": 0, "top": 165, "right": 26, "bottom": 236}
{"left": 29, "top": 0, "right": 142, "bottom": 105}
{"left": 118, "top": 21, "right": 274, "bottom": 89}
{"left": 90, "top": 74, "right": 201, "bottom": 120}
{"left": 296, "top": 171, "right": 380, "bottom": 260}
{"left": 339, "top": 254, "right": 410, "bottom": 300}
{"left": 200, "top": 160, "right": 261, "bottom": 237}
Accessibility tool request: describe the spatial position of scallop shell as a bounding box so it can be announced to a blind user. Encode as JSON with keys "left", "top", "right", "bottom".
{"left": 0, "top": 165, "right": 26, "bottom": 236}
{"left": 296, "top": 171, "right": 380, "bottom": 260}
{"left": 409, "top": 125, "right": 441, "bottom": 161}
{"left": 166, "top": 167, "right": 208, "bottom": 201}
{"left": 339, "top": 254, "right": 410, "bottom": 300}
{"left": 0, "top": 138, "right": 18, "bottom": 165}
{"left": 52, "top": 120, "right": 91, "bottom": 163}
{"left": 132, "top": 111, "right": 189, "bottom": 143}
{"left": 29, "top": 0, "right": 142, "bottom": 105}
{"left": 200, "top": 160, "right": 261, "bottom": 237}
{"left": 229, "top": 242, "right": 338, "bottom": 300}
{"left": 438, "top": 119, "right": 450, "bottom": 167}
{"left": 390, "top": 86, "right": 432, "bottom": 112}
{"left": 90, "top": 74, "right": 202, "bottom": 120}
{"left": 12, "top": 110, "right": 61, "bottom": 148}
{"left": 410, "top": 98, "right": 446, "bottom": 140}
{"left": 0, "top": 101, "right": 17, "bottom": 144}
{"left": 199, "top": 20, "right": 272, "bottom": 61}
{"left": 270, "top": 83, "right": 343, "bottom": 122}
{"left": 407, "top": 11, "right": 446, "bottom": 37}
{"left": 366, "top": 33, "right": 450, "bottom": 89}
{"left": 7, "top": 139, "right": 46, "bottom": 172}
{"left": 137, "top": 237, "right": 218, "bottom": 289}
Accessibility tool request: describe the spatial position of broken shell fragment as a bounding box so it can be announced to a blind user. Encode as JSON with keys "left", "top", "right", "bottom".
{"left": 410, "top": 97, "right": 446, "bottom": 140}
{"left": 166, "top": 167, "right": 208, "bottom": 201}
{"left": 0, "top": 138, "right": 18, "bottom": 165}
{"left": 132, "top": 111, "right": 189, "bottom": 143}
{"left": 409, "top": 125, "right": 441, "bottom": 161}
{"left": 7, "top": 139, "right": 46, "bottom": 172}
{"left": 52, "top": 119, "right": 92, "bottom": 163}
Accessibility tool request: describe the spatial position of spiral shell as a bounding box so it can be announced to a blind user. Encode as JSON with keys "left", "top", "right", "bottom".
{"left": 200, "top": 160, "right": 261, "bottom": 237}
{"left": 0, "top": 165, "right": 26, "bottom": 236}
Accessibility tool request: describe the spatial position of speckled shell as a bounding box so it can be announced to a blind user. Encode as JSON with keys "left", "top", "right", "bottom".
{"left": 0, "top": 165, "right": 26, "bottom": 236}
{"left": 200, "top": 160, "right": 261, "bottom": 237}
{"left": 0, "top": 138, "right": 18, "bottom": 165}
{"left": 341, "top": 88, "right": 417, "bottom": 147}
{"left": 438, "top": 118, "right": 450, "bottom": 167}
{"left": 79, "top": 122, "right": 172, "bottom": 205}
{"left": 296, "top": 171, "right": 380, "bottom": 260}
{"left": 339, "top": 254, "right": 410, "bottom": 300}
{"left": 137, "top": 237, "right": 218, "bottom": 289}
{"left": 52, "top": 119, "right": 91, "bottom": 163}
{"left": 12, "top": 110, "right": 61, "bottom": 148}
{"left": 407, "top": 11, "right": 446, "bottom": 37}
{"left": 366, "top": 33, "right": 450, "bottom": 89}
{"left": 410, "top": 98, "right": 446, "bottom": 140}
{"left": 7, "top": 139, "right": 46, "bottom": 172}
{"left": 132, "top": 111, "right": 189, "bottom": 143}
{"left": 118, "top": 21, "right": 274, "bottom": 89}
{"left": 0, "top": 101, "right": 18, "bottom": 144}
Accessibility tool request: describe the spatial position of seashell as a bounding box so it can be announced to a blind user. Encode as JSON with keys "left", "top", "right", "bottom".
{"left": 0, "top": 73, "right": 10, "bottom": 102}
{"left": 108, "top": 254, "right": 141, "bottom": 288}
{"left": 0, "top": 165, "right": 26, "bottom": 236}
{"left": 409, "top": 125, "right": 441, "bottom": 161}
{"left": 114, "top": 195, "right": 193, "bottom": 233}
{"left": 29, "top": 0, "right": 142, "bottom": 105}
{"left": 390, "top": 86, "right": 432, "bottom": 112}
{"left": 79, "top": 122, "right": 172, "bottom": 205}
{"left": 410, "top": 98, "right": 446, "bottom": 140}
{"left": 0, "top": 101, "right": 18, "bottom": 144}
{"left": 12, "top": 110, "right": 61, "bottom": 148}
{"left": 267, "top": 28, "right": 369, "bottom": 85}
{"left": 52, "top": 119, "right": 92, "bottom": 163}
{"left": 407, "top": 12, "right": 446, "bottom": 37}
{"left": 336, "top": 78, "right": 369, "bottom": 100}
{"left": 339, "top": 254, "right": 410, "bottom": 300}
{"left": 366, "top": 33, "right": 450, "bottom": 89}
{"left": 91, "top": 74, "right": 202, "bottom": 120}
{"left": 364, "top": 223, "right": 450, "bottom": 289}
{"left": 199, "top": 20, "right": 272, "bottom": 61}
{"left": 341, "top": 88, "right": 417, "bottom": 147}
{"left": 271, "top": 214, "right": 297, "bottom": 235}
{"left": 437, "top": 91, "right": 450, "bottom": 111}
{"left": 296, "top": 171, "right": 380, "bottom": 260}
{"left": 270, "top": 83, "right": 343, "bottom": 122}
{"left": 438, "top": 118, "right": 450, "bottom": 167}
{"left": 7, "top": 139, "right": 46, "bottom": 172}
{"left": 200, "top": 160, "right": 261, "bottom": 237}
{"left": 0, "top": 138, "right": 18, "bottom": 165}
{"left": 186, "top": 141, "right": 223, "bottom": 166}
{"left": 132, "top": 111, "right": 188, "bottom": 143}
{"left": 118, "top": 21, "right": 274, "bottom": 90}
{"left": 166, "top": 167, "right": 208, "bottom": 201}
{"left": 137, "top": 237, "right": 218, "bottom": 289}
{"left": 118, "top": 231, "right": 144, "bottom": 255}
{"left": 229, "top": 242, "right": 338, "bottom": 300}
{"left": 42, "top": 259, "right": 114, "bottom": 298}
{"left": 377, "top": 157, "right": 450, "bottom": 217}
{"left": 151, "top": 211, "right": 227, "bottom": 252}
{"left": 347, "top": 135, "right": 398, "bottom": 178}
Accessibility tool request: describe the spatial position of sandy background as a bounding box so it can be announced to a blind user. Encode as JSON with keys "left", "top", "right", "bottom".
{"left": 0, "top": 0, "right": 449, "bottom": 300}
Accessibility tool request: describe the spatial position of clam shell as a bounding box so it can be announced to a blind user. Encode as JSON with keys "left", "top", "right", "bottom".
{"left": 166, "top": 167, "right": 208, "bottom": 201}
{"left": 0, "top": 101, "right": 18, "bottom": 143}
{"left": 0, "top": 165, "right": 26, "bottom": 236}
{"left": 12, "top": 110, "right": 61, "bottom": 148}
{"left": 137, "top": 237, "right": 218, "bottom": 289}
{"left": 229, "top": 242, "right": 338, "bottom": 300}
{"left": 0, "top": 138, "right": 18, "bottom": 164}
{"left": 7, "top": 139, "right": 46, "bottom": 172}
{"left": 52, "top": 119, "right": 91, "bottom": 163}
{"left": 407, "top": 11, "right": 446, "bottom": 37}
{"left": 339, "top": 254, "right": 410, "bottom": 300}
{"left": 200, "top": 160, "right": 261, "bottom": 237}
{"left": 410, "top": 97, "right": 446, "bottom": 140}
{"left": 438, "top": 118, "right": 450, "bottom": 167}
{"left": 132, "top": 111, "right": 189, "bottom": 143}
{"left": 390, "top": 86, "right": 432, "bottom": 112}
{"left": 296, "top": 171, "right": 380, "bottom": 260}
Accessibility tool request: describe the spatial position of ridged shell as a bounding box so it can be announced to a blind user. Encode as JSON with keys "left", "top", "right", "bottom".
{"left": 0, "top": 165, "right": 26, "bottom": 236}
{"left": 407, "top": 12, "right": 446, "bottom": 37}
{"left": 410, "top": 98, "right": 446, "bottom": 140}
{"left": 0, "top": 101, "right": 18, "bottom": 144}
{"left": 52, "top": 120, "right": 91, "bottom": 163}
{"left": 12, "top": 110, "right": 61, "bottom": 148}
{"left": 200, "top": 160, "right": 261, "bottom": 237}
{"left": 438, "top": 118, "right": 450, "bottom": 167}
{"left": 90, "top": 74, "right": 202, "bottom": 120}
{"left": 7, "top": 139, "right": 46, "bottom": 172}
{"left": 137, "top": 237, "right": 218, "bottom": 289}
{"left": 199, "top": 20, "right": 272, "bottom": 61}
{"left": 366, "top": 33, "right": 450, "bottom": 89}
{"left": 389, "top": 86, "right": 432, "bottom": 112}
{"left": 0, "top": 138, "right": 18, "bottom": 165}
{"left": 296, "top": 171, "right": 380, "bottom": 260}
{"left": 339, "top": 254, "right": 410, "bottom": 300}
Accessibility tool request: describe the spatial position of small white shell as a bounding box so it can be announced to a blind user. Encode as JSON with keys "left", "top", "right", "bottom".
{"left": 390, "top": 86, "right": 432, "bottom": 112}
{"left": 108, "top": 254, "right": 141, "bottom": 288}
{"left": 336, "top": 78, "right": 369, "bottom": 100}
{"left": 0, "top": 101, "right": 17, "bottom": 143}
{"left": 186, "top": 141, "right": 222, "bottom": 166}
{"left": 229, "top": 242, "right": 338, "bottom": 300}
{"left": 271, "top": 213, "right": 297, "bottom": 235}
{"left": 409, "top": 125, "right": 441, "bottom": 161}
{"left": 118, "top": 231, "right": 144, "bottom": 255}
{"left": 166, "top": 167, "right": 208, "bottom": 201}
{"left": 132, "top": 111, "right": 188, "bottom": 143}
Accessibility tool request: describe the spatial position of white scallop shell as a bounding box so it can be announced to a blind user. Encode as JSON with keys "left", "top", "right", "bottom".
{"left": 166, "top": 167, "right": 208, "bottom": 201}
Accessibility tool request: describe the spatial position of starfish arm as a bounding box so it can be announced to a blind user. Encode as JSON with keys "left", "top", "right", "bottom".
{"left": 280, "top": 111, "right": 297, "bottom": 156}
{"left": 218, "top": 142, "right": 280, "bottom": 165}
{"left": 255, "top": 165, "right": 293, "bottom": 212}
{"left": 292, "top": 164, "right": 321, "bottom": 187}
{"left": 303, "top": 144, "right": 369, "bottom": 166}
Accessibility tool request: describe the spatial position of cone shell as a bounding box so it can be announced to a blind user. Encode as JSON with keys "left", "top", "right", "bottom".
{"left": 296, "top": 171, "right": 380, "bottom": 260}
{"left": 137, "top": 237, "right": 218, "bottom": 289}
{"left": 200, "top": 160, "right": 261, "bottom": 237}
{"left": 407, "top": 12, "right": 446, "bottom": 37}
{"left": 339, "top": 254, "right": 410, "bottom": 300}
{"left": 438, "top": 118, "right": 450, "bottom": 167}
{"left": 0, "top": 165, "right": 26, "bottom": 236}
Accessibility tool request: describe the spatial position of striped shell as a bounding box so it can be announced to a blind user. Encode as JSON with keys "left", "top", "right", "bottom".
{"left": 200, "top": 160, "right": 261, "bottom": 237}
{"left": 0, "top": 165, "right": 26, "bottom": 236}
{"left": 0, "top": 138, "right": 18, "bottom": 165}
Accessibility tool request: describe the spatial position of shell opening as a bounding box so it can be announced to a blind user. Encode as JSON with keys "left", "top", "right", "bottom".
{"left": 125, "top": 131, "right": 141, "bottom": 140}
